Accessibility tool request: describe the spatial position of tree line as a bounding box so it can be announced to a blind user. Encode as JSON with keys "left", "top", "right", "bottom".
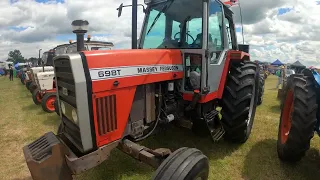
{"left": 6, "top": 49, "right": 39, "bottom": 64}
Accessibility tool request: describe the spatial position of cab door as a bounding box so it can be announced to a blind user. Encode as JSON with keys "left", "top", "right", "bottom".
{"left": 206, "top": 0, "right": 237, "bottom": 97}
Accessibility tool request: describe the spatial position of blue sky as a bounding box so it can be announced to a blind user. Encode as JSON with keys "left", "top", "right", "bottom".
{"left": 278, "top": 8, "right": 292, "bottom": 15}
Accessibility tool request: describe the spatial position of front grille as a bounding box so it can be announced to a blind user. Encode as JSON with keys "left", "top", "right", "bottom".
{"left": 96, "top": 95, "right": 117, "bottom": 135}
{"left": 54, "top": 58, "right": 83, "bottom": 150}
{"left": 54, "top": 58, "right": 76, "bottom": 108}
{"left": 61, "top": 116, "right": 82, "bottom": 149}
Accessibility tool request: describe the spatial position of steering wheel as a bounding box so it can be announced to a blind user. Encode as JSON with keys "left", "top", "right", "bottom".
{"left": 173, "top": 32, "right": 195, "bottom": 42}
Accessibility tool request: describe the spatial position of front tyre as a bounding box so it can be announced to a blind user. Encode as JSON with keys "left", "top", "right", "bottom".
{"left": 277, "top": 76, "right": 317, "bottom": 162}
{"left": 221, "top": 61, "right": 259, "bottom": 143}
{"left": 41, "top": 92, "right": 56, "bottom": 113}
{"left": 152, "top": 147, "right": 209, "bottom": 180}
{"left": 32, "top": 89, "right": 42, "bottom": 105}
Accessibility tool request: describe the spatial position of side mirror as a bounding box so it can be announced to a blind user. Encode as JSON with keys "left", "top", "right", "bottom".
{"left": 117, "top": 3, "right": 124, "bottom": 17}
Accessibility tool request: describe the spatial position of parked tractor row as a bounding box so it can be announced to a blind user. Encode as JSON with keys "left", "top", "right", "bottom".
{"left": 17, "top": 36, "right": 114, "bottom": 114}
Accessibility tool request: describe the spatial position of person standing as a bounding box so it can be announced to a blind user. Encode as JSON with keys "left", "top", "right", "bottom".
{"left": 276, "top": 66, "right": 284, "bottom": 89}
{"left": 9, "top": 66, "right": 13, "bottom": 81}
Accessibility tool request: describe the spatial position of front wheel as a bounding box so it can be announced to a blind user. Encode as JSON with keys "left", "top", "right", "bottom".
{"left": 41, "top": 93, "right": 56, "bottom": 113}
{"left": 277, "top": 75, "right": 317, "bottom": 162}
{"left": 32, "top": 89, "right": 42, "bottom": 105}
{"left": 221, "top": 61, "right": 259, "bottom": 143}
{"left": 152, "top": 147, "right": 209, "bottom": 180}
{"left": 25, "top": 81, "right": 32, "bottom": 90}
{"left": 29, "top": 82, "right": 37, "bottom": 93}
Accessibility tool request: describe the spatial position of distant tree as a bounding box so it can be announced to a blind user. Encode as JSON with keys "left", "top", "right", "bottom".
{"left": 7, "top": 49, "right": 25, "bottom": 64}
{"left": 28, "top": 57, "right": 39, "bottom": 66}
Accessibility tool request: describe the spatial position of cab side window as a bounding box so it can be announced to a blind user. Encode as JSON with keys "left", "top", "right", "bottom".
{"left": 208, "top": 0, "right": 223, "bottom": 64}
{"left": 224, "top": 17, "right": 232, "bottom": 49}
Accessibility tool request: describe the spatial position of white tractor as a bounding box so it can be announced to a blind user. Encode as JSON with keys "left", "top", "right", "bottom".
{"left": 32, "top": 71, "right": 56, "bottom": 113}
{"left": 27, "top": 66, "right": 54, "bottom": 93}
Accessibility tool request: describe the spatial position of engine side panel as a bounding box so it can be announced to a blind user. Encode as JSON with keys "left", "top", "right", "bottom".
{"left": 92, "top": 86, "right": 136, "bottom": 147}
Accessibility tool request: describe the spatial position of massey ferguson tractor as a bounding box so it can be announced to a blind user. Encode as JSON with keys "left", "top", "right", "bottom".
{"left": 23, "top": 0, "right": 260, "bottom": 179}
{"left": 277, "top": 67, "right": 320, "bottom": 162}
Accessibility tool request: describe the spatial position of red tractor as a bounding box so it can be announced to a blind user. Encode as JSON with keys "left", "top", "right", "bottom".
{"left": 23, "top": 0, "right": 260, "bottom": 179}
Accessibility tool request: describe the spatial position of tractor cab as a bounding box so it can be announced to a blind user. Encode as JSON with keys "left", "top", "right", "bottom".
{"left": 138, "top": 0, "right": 240, "bottom": 98}
{"left": 42, "top": 49, "right": 55, "bottom": 67}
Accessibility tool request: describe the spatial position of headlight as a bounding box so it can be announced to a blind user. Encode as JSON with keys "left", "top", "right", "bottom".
{"left": 72, "top": 109, "right": 78, "bottom": 123}
{"left": 60, "top": 102, "right": 66, "bottom": 114}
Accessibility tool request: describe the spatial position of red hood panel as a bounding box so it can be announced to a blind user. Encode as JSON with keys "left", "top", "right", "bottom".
{"left": 83, "top": 49, "right": 183, "bottom": 69}
{"left": 83, "top": 49, "right": 184, "bottom": 93}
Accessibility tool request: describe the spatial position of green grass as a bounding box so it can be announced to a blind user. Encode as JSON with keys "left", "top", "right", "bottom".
{"left": 1, "top": 75, "right": 320, "bottom": 180}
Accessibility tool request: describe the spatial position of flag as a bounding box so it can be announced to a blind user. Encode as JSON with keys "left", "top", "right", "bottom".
{"left": 222, "top": 0, "right": 239, "bottom": 7}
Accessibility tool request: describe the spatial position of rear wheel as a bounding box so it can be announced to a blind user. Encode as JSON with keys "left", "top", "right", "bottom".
{"left": 277, "top": 76, "right": 317, "bottom": 162}
{"left": 41, "top": 93, "right": 56, "bottom": 113}
{"left": 221, "top": 61, "right": 259, "bottom": 143}
{"left": 32, "top": 89, "right": 42, "bottom": 105}
{"left": 152, "top": 147, "right": 209, "bottom": 180}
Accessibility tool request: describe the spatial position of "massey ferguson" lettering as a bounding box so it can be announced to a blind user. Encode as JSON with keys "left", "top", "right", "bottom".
{"left": 137, "top": 67, "right": 158, "bottom": 73}
{"left": 90, "top": 65, "right": 183, "bottom": 81}
{"left": 137, "top": 65, "right": 179, "bottom": 74}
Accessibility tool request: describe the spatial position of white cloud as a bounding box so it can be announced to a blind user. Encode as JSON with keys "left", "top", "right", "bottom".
{"left": 0, "top": 0, "right": 319, "bottom": 68}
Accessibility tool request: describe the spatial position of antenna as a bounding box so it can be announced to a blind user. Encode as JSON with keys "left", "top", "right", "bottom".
{"left": 238, "top": 0, "right": 245, "bottom": 44}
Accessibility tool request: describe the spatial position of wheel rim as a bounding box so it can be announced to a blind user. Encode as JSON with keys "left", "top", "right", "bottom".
{"left": 280, "top": 90, "right": 294, "bottom": 144}
{"left": 46, "top": 96, "right": 56, "bottom": 112}
{"left": 36, "top": 92, "right": 42, "bottom": 103}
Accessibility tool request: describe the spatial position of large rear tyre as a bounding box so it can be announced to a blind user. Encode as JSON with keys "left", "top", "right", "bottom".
{"left": 32, "top": 89, "right": 42, "bottom": 105}
{"left": 277, "top": 76, "right": 317, "bottom": 162}
{"left": 221, "top": 61, "right": 259, "bottom": 143}
{"left": 257, "top": 75, "right": 265, "bottom": 105}
{"left": 41, "top": 93, "right": 56, "bottom": 113}
{"left": 152, "top": 147, "right": 209, "bottom": 180}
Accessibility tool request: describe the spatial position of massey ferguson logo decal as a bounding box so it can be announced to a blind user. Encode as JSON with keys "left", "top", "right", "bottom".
{"left": 90, "top": 65, "right": 183, "bottom": 81}
{"left": 137, "top": 65, "right": 179, "bottom": 74}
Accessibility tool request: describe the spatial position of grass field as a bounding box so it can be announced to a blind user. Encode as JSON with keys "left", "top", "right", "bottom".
{"left": 1, "top": 75, "right": 320, "bottom": 180}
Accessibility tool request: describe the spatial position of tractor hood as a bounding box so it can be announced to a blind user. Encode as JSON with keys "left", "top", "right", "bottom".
{"left": 82, "top": 49, "right": 184, "bottom": 93}
{"left": 36, "top": 71, "right": 55, "bottom": 80}
{"left": 31, "top": 66, "right": 54, "bottom": 74}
